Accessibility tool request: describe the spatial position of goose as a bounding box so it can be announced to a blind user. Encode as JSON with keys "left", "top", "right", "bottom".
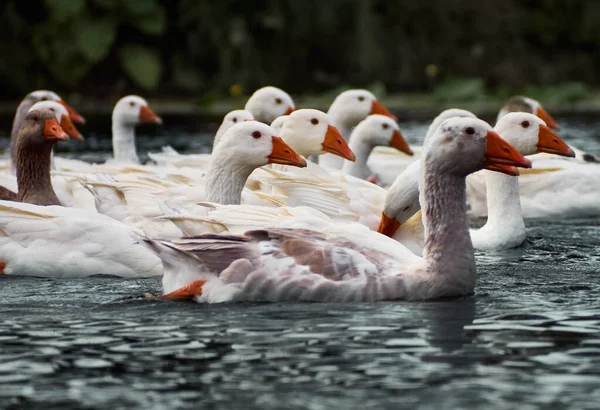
{"left": 466, "top": 96, "right": 600, "bottom": 218}
{"left": 244, "top": 86, "right": 294, "bottom": 124}
{"left": 341, "top": 114, "right": 413, "bottom": 180}
{"left": 378, "top": 113, "right": 575, "bottom": 251}
{"left": 318, "top": 89, "right": 396, "bottom": 170}
{"left": 147, "top": 109, "right": 254, "bottom": 168}
{"left": 367, "top": 109, "right": 478, "bottom": 187}
{"left": 74, "top": 122, "right": 307, "bottom": 236}
{"left": 137, "top": 116, "right": 531, "bottom": 302}
{"left": 7, "top": 90, "right": 85, "bottom": 173}
{"left": 53, "top": 95, "right": 162, "bottom": 172}
{"left": 0, "top": 108, "right": 162, "bottom": 277}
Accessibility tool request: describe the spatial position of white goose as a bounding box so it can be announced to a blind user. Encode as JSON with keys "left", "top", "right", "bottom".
{"left": 467, "top": 95, "right": 600, "bottom": 219}
{"left": 76, "top": 122, "right": 307, "bottom": 236}
{"left": 137, "top": 117, "right": 531, "bottom": 302}
{"left": 244, "top": 86, "right": 295, "bottom": 124}
{"left": 367, "top": 109, "right": 477, "bottom": 187}
{"left": 0, "top": 108, "right": 162, "bottom": 278}
{"left": 53, "top": 95, "right": 162, "bottom": 172}
{"left": 247, "top": 114, "right": 413, "bottom": 229}
{"left": 318, "top": 89, "right": 396, "bottom": 170}
{"left": 378, "top": 113, "right": 575, "bottom": 251}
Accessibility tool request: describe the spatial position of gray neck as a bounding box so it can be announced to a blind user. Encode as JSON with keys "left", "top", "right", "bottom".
{"left": 10, "top": 98, "right": 36, "bottom": 169}
{"left": 342, "top": 137, "right": 373, "bottom": 179}
{"left": 420, "top": 165, "right": 476, "bottom": 290}
{"left": 16, "top": 143, "right": 60, "bottom": 206}
{"left": 112, "top": 119, "right": 139, "bottom": 163}
{"left": 205, "top": 160, "right": 253, "bottom": 205}
{"left": 482, "top": 170, "right": 525, "bottom": 232}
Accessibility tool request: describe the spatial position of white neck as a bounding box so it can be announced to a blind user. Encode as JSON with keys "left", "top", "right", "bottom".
{"left": 470, "top": 170, "right": 526, "bottom": 249}
{"left": 419, "top": 166, "right": 476, "bottom": 297}
{"left": 205, "top": 159, "right": 254, "bottom": 205}
{"left": 342, "top": 137, "right": 372, "bottom": 179}
{"left": 112, "top": 118, "right": 139, "bottom": 163}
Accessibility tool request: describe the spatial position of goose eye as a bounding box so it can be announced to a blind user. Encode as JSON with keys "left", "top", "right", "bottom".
{"left": 40, "top": 97, "right": 47, "bottom": 101}
{"left": 358, "top": 96, "right": 365, "bottom": 102}
{"left": 275, "top": 98, "right": 282, "bottom": 105}
{"left": 465, "top": 127, "right": 475, "bottom": 135}
{"left": 232, "top": 118, "right": 237, "bottom": 123}
{"left": 402, "top": 205, "right": 411, "bottom": 212}
{"left": 252, "top": 131, "right": 262, "bottom": 139}
{"left": 50, "top": 108, "right": 55, "bottom": 112}
{"left": 32, "top": 116, "right": 39, "bottom": 121}
{"left": 382, "top": 123, "right": 389, "bottom": 130}
{"left": 129, "top": 102, "right": 135, "bottom": 108}
{"left": 521, "top": 120, "right": 530, "bottom": 128}
{"left": 311, "top": 118, "right": 319, "bottom": 125}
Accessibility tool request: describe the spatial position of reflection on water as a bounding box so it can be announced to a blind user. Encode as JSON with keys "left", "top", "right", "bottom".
{"left": 0, "top": 118, "right": 599, "bottom": 409}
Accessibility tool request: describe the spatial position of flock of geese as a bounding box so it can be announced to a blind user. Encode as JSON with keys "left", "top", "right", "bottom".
{"left": 0, "top": 86, "right": 598, "bottom": 303}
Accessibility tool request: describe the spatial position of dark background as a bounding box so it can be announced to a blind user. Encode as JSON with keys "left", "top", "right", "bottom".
{"left": 0, "top": 0, "right": 599, "bottom": 111}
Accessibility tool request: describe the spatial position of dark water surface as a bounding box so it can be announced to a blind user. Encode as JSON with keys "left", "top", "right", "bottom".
{"left": 0, "top": 117, "right": 600, "bottom": 409}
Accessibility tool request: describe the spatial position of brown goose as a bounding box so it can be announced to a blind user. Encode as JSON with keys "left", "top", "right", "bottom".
{"left": 1, "top": 108, "right": 68, "bottom": 205}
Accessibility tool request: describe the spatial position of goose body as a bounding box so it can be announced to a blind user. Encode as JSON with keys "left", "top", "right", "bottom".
{"left": 0, "top": 109, "right": 162, "bottom": 277}
{"left": 138, "top": 117, "right": 531, "bottom": 302}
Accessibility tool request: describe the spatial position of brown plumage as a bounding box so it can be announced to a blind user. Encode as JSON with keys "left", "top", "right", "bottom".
{"left": 14, "top": 109, "right": 65, "bottom": 206}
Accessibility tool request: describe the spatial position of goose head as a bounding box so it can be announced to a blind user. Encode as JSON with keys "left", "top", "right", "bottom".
{"left": 354, "top": 114, "right": 413, "bottom": 155}
{"left": 214, "top": 110, "right": 254, "bottom": 148}
{"left": 426, "top": 117, "right": 531, "bottom": 177}
{"left": 425, "top": 109, "right": 477, "bottom": 143}
{"left": 497, "top": 95, "right": 559, "bottom": 130}
{"left": 494, "top": 112, "right": 574, "bottom": 158}
{"left": 28, "top": 101, "right": 83, "bottom": 141}
{"left": 25, "top": 90, "right": 86, "bottom": 124}
{"left": 270, "top": 115, "right": 289, "bottom": 134}
{"left": 112, "top": 95, "right": 162, "bottom": 126}
{"left": 328, "top": 89, "right": 397, "bottom": 126}
{"left": 18, "top": 108, "right": 69, "bottom": 147}
{"left": 215, "top": 121, "right": 307, "bottom": 169}
{"left": 279, "top": 109, "right": 355, "bottom": 160}
{"left": 244, "top": 86, "right": 295, "bottom": 124}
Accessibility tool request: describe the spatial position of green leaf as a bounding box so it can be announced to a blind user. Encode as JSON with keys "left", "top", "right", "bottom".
{"left": 171, "top": 54, "right": 204, "bottom": 91}
{"left": 44, "top": 0, "right": 86, "bottom": 24}
{"left": 32, "top": 23, "right": 92, "bottom": 85}
{"left": 119, "top": 45, "right": 162, "bottom": 90}
{"left": 76, "top": 18, "right": 116, "bottom": 62}
{"left": 434, "top": 77, "right": 485, "bottom": 102}
{"left": 133, "top": 8, "right": 167, "bottom": 35}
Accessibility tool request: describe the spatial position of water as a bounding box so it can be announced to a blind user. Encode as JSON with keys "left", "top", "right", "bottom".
{"left": 1, "top": 115, "right": 600, "bottom": 409}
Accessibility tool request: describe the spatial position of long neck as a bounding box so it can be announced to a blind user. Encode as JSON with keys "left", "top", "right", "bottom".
{"left": 205, "top": 159, "right": 254, "bottom": 205}
{"left": 327, "top": 110, "right": 354, "bottom": 141}
{"left": 10, "top": 99, "right": 35, "bottom": 169}
{"left": 483, "top": 170, "right": 525, "bottom": 232}
{"left": 112, "top": 118, "right": 139, "bottom": 163}
{"left": 342, "top": 137, "right": 372, "bottom": 179}
{"left": 420, "top": 166, "right": 476, "bottom": 293}
{"left": 16, "top": 143, "right": 60, "bottom": 206}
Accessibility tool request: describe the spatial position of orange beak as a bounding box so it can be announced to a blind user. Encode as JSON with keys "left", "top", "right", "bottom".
{"left": 484, "top": 130, "right": 531, "bottom": 176}
{"left": 59, "top": 115, "right": 84, "bottom": 141}
{"left": 284, "top": 106, "right": 294, "bottom": 115}
{"left": 371, "top": 100, "right": 397, "bottom": 121}
{"left": 377, "top": 212, "right": 401, "bottom": 237}
{"left": 268, "top": 136, "right": 307, "bottom": 167}
{"left": 43, "top": 118, "right": 69, "bottom": 141}
{"left": 139, "top": 105, "right": 163, "bottom": 124}
{"left": 536, "top": 124, "right": 575, "bottom": 157}
{"left": 389, "top": 129, "right": 413, "bottom": 156}
{"left": 321, "top": 125, "right": 356, "bottom": 161}
{"left": 57, "top": 99, "right": 85, "bottom": 124}
{"left": 535, "top": 106, "right": 559, "bottom": 130}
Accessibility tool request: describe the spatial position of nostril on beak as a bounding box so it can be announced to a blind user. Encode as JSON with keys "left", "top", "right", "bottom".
{"left": 285, "top": 149, "right": 290, "bottom": 154}
{"left": 337, "top": 139, "right": 342, "bottom": 145}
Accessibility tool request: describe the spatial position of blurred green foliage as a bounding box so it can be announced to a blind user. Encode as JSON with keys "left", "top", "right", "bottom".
{"left": 0, "top": 0, "right": 599, "bottom": 100}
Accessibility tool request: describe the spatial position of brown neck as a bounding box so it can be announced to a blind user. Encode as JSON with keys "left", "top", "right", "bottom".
{"left": 16, "top": 142, "right": 60, "bottom": 206}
